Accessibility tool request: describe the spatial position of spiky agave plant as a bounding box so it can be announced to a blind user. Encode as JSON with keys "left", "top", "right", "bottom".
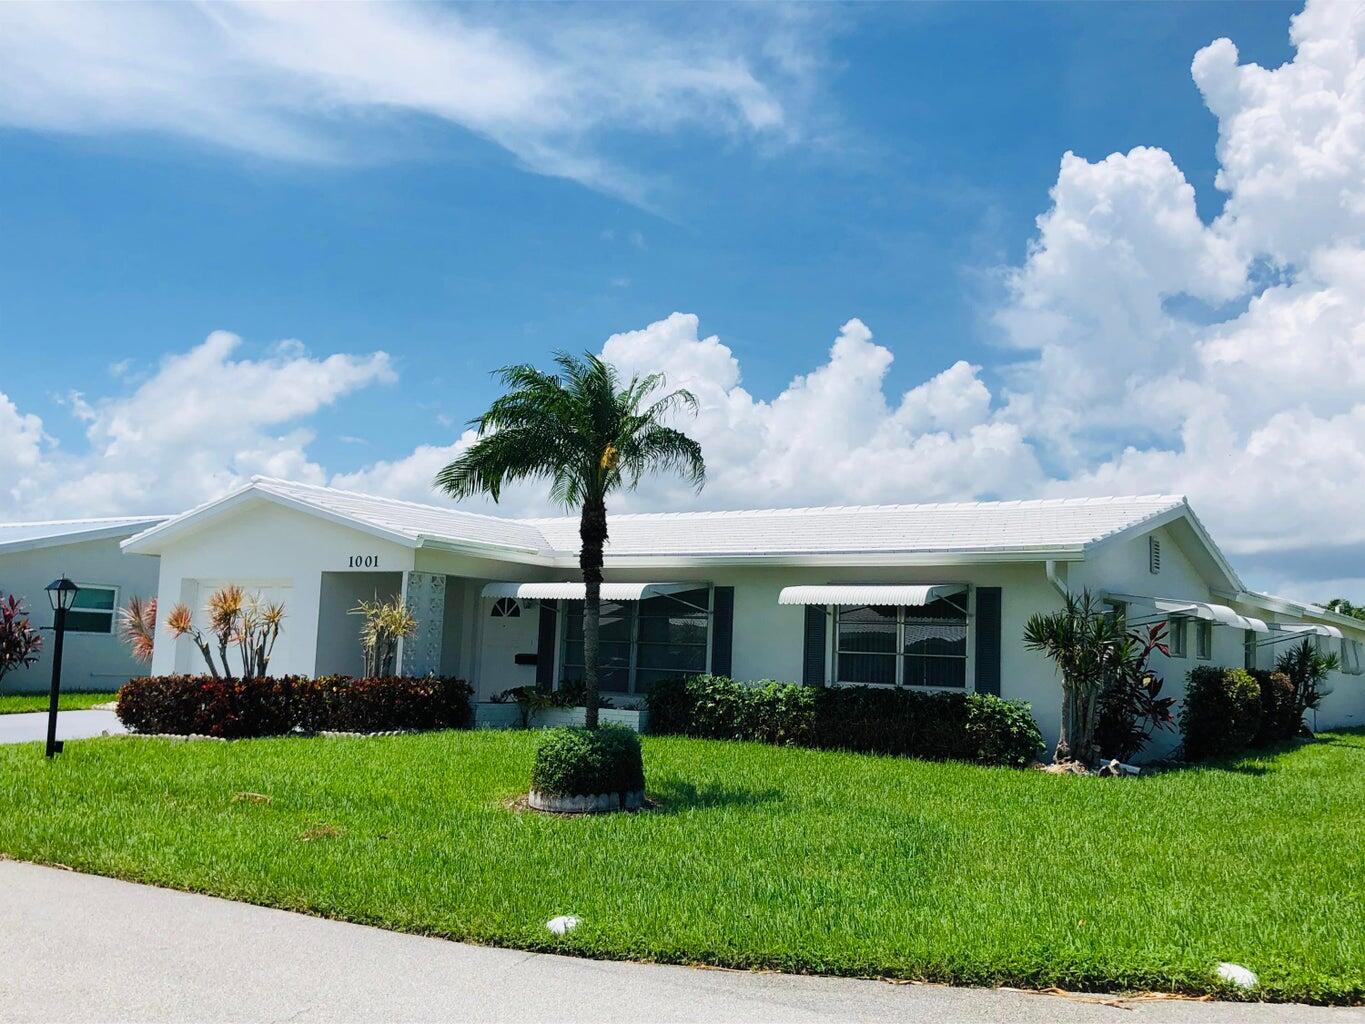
{"left": 117, "top": 595, "right": 157, "bottom": 664}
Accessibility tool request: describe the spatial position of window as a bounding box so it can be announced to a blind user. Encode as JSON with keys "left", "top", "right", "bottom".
{"left": 560, "top": 587, "right": 710, "bottom": 695}
{"left": 64, "top": 585, "right": 117, "bottom": 634}
{"left": 836, "top": 596, "right": 967, "bottom": 689}
{"left": 1196, "top": 620, "right": 1212, "bottom": 660}
{"left": 1342, "top": 638, "right": 1364, "bottom": 676}
{"left": 1244, "top": 628, "right": 1258, "bottom": 671}
{"left": 1167, "top": 617, "right": 1186, "bottom": 658}
{"left": 490, "top": 597, "right": 521, "bottom": 618}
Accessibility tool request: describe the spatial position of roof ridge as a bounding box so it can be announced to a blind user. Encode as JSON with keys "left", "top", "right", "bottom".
{"left": 516, "top": 494, "right": 1186, "bottom": 524}
{"left": 250, "top": 476, "right": 541, "bottom": 530}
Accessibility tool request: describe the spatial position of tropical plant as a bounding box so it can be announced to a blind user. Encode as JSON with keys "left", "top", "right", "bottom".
{"left": 350, "top": 595, "right": 416, "bottom": 677}
{"left": 1094, "top": 620, "right": 1176, "bottom": 761}
{"left": 435, "top": 352, "right": 705, "bottom": 729}
{"left": 1023, "top": 589, "right": 1135, "bottom": 764}
{"left": 165, "top": 586, "right": 285, "bottom": 678}
{"left": 117, "top": 595, "right": 157, "bottom": 664}
{"left": 1320, "top": 597, "right": 1365, "bottom": 621}
{"left": 1275, "top": 637, "right": 1339, "bottom": 733}
{"left": 0, "top": 593, "right": 43, "bottom": 687}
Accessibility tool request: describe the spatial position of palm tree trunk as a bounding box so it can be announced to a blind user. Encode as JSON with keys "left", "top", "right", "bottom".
{"left": 579, "top": 495, "right": 608, "bottom": 730}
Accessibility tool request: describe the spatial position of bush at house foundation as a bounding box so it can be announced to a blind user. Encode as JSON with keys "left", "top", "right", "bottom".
{"left": 646, "top": 676, "right": 1043, "bottom": 768}
{"left": 1251, "top": 669, "right": 1298, "bottom": 746}
{"left": 116, "top": 674, "right": 471, "bottom": 738}
{"left": 1179, "top": 667, "right": 1262, "bottom": 761}
{"left": 529, "top": 725, "right": 645, "bottom": 810}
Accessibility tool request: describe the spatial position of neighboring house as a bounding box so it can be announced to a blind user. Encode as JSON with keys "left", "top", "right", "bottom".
{"left": 0, "top": 517, "right": 168, "bottom": 693}
{"left": 122, "top": 478, "right": 1365, "bottom": 755}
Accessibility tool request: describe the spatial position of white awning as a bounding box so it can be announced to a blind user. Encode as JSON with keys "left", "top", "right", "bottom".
{"left": 1109, "top": 593, "right": 1269, "bottom": 632}
{"left": 778, "top": 584, "right": 966, "bottom": 607}
{"left": 480, "top": 581, "right": 693, "bottom": 602}
{"left": 1272, "top": 622, "right": 1344, "bottom": 639}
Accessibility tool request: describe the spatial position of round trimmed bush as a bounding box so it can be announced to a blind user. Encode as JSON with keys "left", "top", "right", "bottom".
{"left": 530, "top": 725, "right": 645, "bottom": 798}
{"left": 1179, "top": 666, "right": 1262, "bottom": 761}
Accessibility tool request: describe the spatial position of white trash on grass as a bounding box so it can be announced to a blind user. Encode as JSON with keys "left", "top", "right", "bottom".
{"left": 1216, "top": 962, "right": 1258, "bottom": 990}
{"left": 546, "top": 915, "right": 581, "bottom": 936}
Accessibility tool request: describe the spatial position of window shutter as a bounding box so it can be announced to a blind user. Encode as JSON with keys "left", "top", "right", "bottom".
{"left": 710, "top": 586, "right": 734, "bottom": 678}
{"left": 803, "top": 605, "right": 827, "bottom": 687}
{"left": 535, "top": 601, "right": 557, "bottom": 690}
{"left": 974, "top": 587, "right": 1002, "bottom": 696}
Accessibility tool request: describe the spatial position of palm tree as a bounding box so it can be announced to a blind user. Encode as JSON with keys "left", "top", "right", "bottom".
{"left": 435, "top": 352, "right": 705, "bottom": 728}
{"left": 1023, "top": 589, "right": 1134, "bottom": 764}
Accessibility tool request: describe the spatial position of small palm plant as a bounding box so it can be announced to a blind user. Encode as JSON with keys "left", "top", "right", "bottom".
{"left": 117, "top": 595, "right": 157, "bottom": 664}
{"left": 165, "top": 586, "right": 285, "bottom": 678}
{"left": 1023, "top": 589, "right": 1134, "bottom": 764}
{"left": 1275, "top": 637, "right": 1339, "bottom": 732}
{"left": 436, "top": 352, "right": 704, "bottom": 729}
{"left": 350, "top": 596, "right": 416, "bottom": 676}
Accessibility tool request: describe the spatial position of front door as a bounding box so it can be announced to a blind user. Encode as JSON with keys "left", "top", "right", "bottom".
{"left": 481, "top": 597, "right": 539, "bottom": 694}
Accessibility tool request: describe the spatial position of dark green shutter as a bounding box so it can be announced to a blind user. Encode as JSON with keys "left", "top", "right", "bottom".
{"left": 974, "top": 587, "right": 1001, "bottom": 696}
{"left": 710, "top": 586, "right": 734, "bottom": 677}
{"left": 803, "top": 605, "right": 827, "bottom": 686}
{"left": 535, "top": 601, "right": 557, "bottom": 690}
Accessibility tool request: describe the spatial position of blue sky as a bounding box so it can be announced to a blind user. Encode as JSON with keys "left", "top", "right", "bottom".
{"left": 2, "top": 1, "right": 1362, "bottom": 600}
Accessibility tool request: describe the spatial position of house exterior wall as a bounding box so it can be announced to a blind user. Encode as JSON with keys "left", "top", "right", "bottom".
{"left": 146, "top": 502, "right": 415, "bottom": 677}
{"left": 0, "top": 537, "right": 161, "bottom": 692}
{"left": 136, "top": 500, "right": 1365, "bottom": 753}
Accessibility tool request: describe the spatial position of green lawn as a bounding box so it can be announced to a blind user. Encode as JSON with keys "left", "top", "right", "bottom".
{"left": 0, "top": 691, "right": 115, "bottom": 715}
{"left": 0, "top": 729, "right": 1360, "bottom": 1003}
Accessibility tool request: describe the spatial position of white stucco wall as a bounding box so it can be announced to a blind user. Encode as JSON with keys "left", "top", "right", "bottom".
{"left": 0, "top": 537, "right": 161, "bottom": 692}
{"left": 147, "top": 501, "right": 415, "bottom": 677}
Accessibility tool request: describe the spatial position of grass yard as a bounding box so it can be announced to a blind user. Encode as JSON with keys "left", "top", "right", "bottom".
{"left": 0, "top": 729, "right": 1361, "bottom": 1003}
{"left": 0, "top": 691, "right": 115, "bottom": 715}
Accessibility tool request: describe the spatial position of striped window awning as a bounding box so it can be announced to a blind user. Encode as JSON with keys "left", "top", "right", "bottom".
{"left": 777, "top": 584, "right": 966, "bottom": 607}
{"left": 480, "top": 582, "right": 693, "bottom": 602}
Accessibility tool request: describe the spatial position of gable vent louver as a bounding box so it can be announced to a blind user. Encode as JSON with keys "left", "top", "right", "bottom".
{"left": 1149, "top": 536, "right": 1161, "bottom": 575}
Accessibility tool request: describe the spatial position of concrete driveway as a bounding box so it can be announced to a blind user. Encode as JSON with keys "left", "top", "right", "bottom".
{"left": 0, "top": 709, "right": 125, "bottom": 745}
{"left": 0, "top": 861, "right": 1359, "bottom": 1024}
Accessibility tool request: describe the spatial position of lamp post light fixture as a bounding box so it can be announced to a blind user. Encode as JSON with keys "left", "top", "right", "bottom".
{"left": 43, "top": 576, "right": 80, "bottom": 758}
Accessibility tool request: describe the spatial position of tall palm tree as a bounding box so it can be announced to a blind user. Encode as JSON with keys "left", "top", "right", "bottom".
{"left": 435, "top": 352, "right": 705, "bottom": 728}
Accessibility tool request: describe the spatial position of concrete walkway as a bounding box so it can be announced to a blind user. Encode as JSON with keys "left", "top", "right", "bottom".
{"left": 0, "top": 861, "right": 1359, "bottom": 1023}
{"left": 0, "top": 709, "right": 125, "bottom": 744}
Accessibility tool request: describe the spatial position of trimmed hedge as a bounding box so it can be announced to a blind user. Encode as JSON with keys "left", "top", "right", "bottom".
{"left": 1250, "top": 669, "right": 1299, "bottom": 746}
{"left": 647, "top": 675, "right": 1043, "bottom": 768}
{"left": 530, "top": 724, "right": 645, "bottom": 797}
{"left": 116, "top": 675, "right": 472, "bottom": 738}
{"left": 1179, "top": 666, "right": 1261, "bottom": 762}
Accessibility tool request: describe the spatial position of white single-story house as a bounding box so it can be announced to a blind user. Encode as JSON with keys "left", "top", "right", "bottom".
{"left": 0, "top": 517, "right": 167, "bottom": 692}
{"left": 121, "top": 477, "right": 1365, "bottom": 754}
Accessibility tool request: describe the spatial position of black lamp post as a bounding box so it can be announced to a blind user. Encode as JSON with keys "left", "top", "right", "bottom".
{"left": 44, "top": 576, "right": 79, "bottom": 759}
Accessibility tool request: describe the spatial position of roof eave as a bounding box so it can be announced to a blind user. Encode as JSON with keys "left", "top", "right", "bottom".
{"left": 2, "top": 520, "right": 167, "bottom": 557}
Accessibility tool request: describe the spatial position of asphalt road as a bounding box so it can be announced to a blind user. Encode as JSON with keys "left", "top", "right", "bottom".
{"left": 0, "top": 860, "right": 1360, "bottom": 1023}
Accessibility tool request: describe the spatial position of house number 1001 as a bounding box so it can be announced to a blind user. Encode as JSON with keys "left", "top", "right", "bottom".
{"left": 349, "top": 555, "right": 380, "bottom": 568}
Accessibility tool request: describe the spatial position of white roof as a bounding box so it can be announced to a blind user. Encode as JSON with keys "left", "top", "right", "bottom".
{"left": 524, "top": 495, "right": 1190, "bottom": 559}
{"left": 0, "top": 516, "right": 169, "bottom": 555}
{"left": 124, "top": 478, "right": 1206, "bottom": 569}
{"left": 778, "top": 584, "right": 966, "bottom": 606}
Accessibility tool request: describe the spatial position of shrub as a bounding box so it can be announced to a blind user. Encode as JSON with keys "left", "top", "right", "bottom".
{"left": 1179, "top": 666, "right": 1262, "bottom": 761}
{"left": 530, "top": 724, "right": 645, "bottom": 797}
{"left": 1251, "top": 670, "right": 1298, "bottom": 746}
{"left": 116, "top": 675, "right": 472, "bottom": 737}
{"left": 647, "top": 675, "right": 1043, "bottom": 768}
